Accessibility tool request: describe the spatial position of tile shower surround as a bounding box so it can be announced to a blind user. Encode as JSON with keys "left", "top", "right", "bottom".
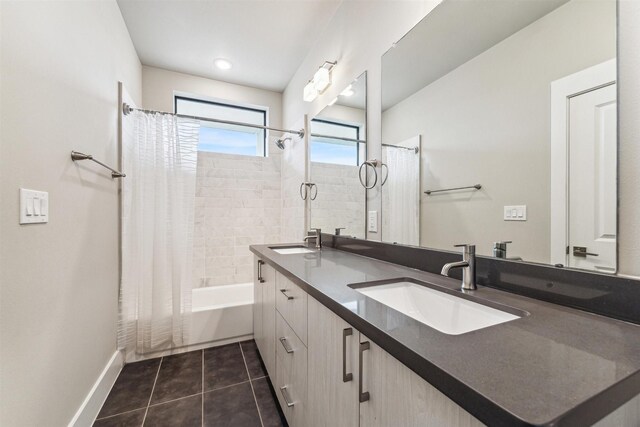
{"left": 193, "top": 151, "right": 282, "bottom": 288}
{"left": 93, "top": 340, "right": 286, "bottom": 427}
{"left": 309, "top": 162, "right": 365, "bottom": 238}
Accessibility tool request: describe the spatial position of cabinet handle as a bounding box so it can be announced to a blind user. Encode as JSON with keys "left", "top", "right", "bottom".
{"left": 279, "top": 386, "right": 295, "bottom": 407}
{"left": 342, "top": 328, "right": 353, "bottom": 382}
{"left": 257, "top": 260, "right": 265, "bottom": 283}
{"left": 279, "top": 337, "right": 294, "bottom": 354}
{"left": 280, "top": 289, "right": 294, "bottom": 300}
{"left": 359, "top": 341, "right": 370, "bottom": 402}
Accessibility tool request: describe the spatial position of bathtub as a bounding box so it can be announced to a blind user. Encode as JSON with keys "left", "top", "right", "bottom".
{"left": 188, "top": 282, "right": 254, "bottom": 346}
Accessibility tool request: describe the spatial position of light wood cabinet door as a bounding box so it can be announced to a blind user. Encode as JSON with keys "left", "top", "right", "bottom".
{"left": 307, "top": 297, "right": 359, "bottom": 427}
{"left": 262, "top": 261, "right": 277, "bottom": 378}
{"left": 359, "top": 336, "right": 484, "bottom": 427}
{"left": 253, "top": 256, "right": 264, "bottom": 356}
{"left": 276, "top": 312, "right": 307, "bottom": 427}
{"left": 275, "top": 272, "right": 307, "bottom": 345}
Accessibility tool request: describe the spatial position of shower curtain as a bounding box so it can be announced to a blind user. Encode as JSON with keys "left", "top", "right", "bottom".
{"left": 119, "top": 110, "right": 199, "bottom": 361}
{"left": 384, "top": 143, "right": 420, "bottom": 246}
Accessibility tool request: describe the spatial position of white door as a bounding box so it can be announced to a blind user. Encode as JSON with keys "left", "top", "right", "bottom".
{"left": 568, "top": 83, "right": 617, "bottom": 272}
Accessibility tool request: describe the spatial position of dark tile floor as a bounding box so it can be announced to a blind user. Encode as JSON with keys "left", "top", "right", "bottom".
{"left": 93, "top": 340, "right": 287, "bottom": 427}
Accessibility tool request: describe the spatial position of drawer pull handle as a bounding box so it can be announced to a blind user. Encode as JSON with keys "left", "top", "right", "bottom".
{"left": 279, "top": 337, "right": 294, "bottom": 354}
{"left": 280, "top": 289, "right": 294, "bottom": 300}
{"left": 342, "top": 328, "right": 353, "bottom": 382}
{"left": 257, "top": 260, "right": 265, "bottom": 283}
{"left": 280, "top": 386, "right": 295, "bottom": 407}
{"left": 359, "top": 341, "right": 370, "bottom": 402}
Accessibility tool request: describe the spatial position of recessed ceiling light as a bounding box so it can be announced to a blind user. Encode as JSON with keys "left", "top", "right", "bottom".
{"left": 214, "top": 58, "right": 232, "bottom": 70}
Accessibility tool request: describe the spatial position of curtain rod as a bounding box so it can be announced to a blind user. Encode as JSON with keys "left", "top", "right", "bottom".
{"left": 309, "top": 132, "right": 366, "bottom": 144}
{"left": 310, "top": 132, "right": 419, "bottom": 154}
{"left": 122, "top": 103, "right": 305, "bottom": 139}
{"left": 382, "top": 143, "right": 419, "bottom": 153}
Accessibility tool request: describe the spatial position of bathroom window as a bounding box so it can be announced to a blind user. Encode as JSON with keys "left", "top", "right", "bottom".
{"left": 310, "top": 119, "right": 362, "bottom": 166}
{"left": 175, "top": 96, "right": 267, "bottom": 156}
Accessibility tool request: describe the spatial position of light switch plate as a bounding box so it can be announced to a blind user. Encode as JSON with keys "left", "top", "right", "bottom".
{"left": 504, "top": 205, "right": 526, "bottom": 221}
{"left": 368, "top": 211, "right": 378, "bottom": 232}
{"left": 20, "top": 188, "right": 48, "bottom": 224}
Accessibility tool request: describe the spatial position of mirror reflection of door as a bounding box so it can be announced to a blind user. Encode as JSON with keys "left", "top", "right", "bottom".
{"left": 551, "top": 59, "right": 616, "bottom": 273}
{"left": 569, "top": 81, "right": 616, "bottom": 272}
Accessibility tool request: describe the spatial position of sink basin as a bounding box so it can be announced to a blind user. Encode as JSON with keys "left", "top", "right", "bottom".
{"left": 270, "top": 245, "right": 315, "bottom": 255}
{"left": 349, "top": 279, "right": 523, "bottom": 335}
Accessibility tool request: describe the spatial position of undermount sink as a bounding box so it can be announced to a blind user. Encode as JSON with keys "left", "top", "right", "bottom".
{"left": 349, "top": 278, "right": 524, "bottom": 335}
{"left": 270, "top": 245, "right": 315, "bottom": 255}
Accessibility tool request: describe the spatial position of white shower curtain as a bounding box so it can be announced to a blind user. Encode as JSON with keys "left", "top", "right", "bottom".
{"left": 384, "top": 146, "right": 420, "bottom": 246}
{"left": 119, "top": 110, "right": 199, "bottom": 361}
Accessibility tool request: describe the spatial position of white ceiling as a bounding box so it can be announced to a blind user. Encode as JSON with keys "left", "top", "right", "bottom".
{"left": 382, "top": 0, "right": 570, "bottom": 111}
{"left": 117, "top": 0, "right": 342, "bottom": 92}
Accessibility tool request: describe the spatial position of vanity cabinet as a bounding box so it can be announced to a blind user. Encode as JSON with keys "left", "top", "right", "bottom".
{"left": 358, "top": 337, "right": 483, "bottom": 427}
{"left": 273, "top": 271, "right": 309, "bottom": 427}
{"left": 276, "top": 272, "right": 308, "bottom": 345}
{"left": 276, "top": 311, "right": 307, "bottom": 426}
{"left": 253, "top": 256, "right": 276, "bottom": 378}
{"left": 256, "top": 259, "right": 483, "bottom": 427}
{"left": 307, "top": 297, "right": 360, "bottom": 427}
{"left": 306, "top": 298, "right": 483, "bottom": 427}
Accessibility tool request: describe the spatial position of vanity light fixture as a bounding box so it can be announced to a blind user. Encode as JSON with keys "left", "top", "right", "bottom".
{"left": 214, "top": 58, "right": 232, "bottom": 70}
{"left": 314, "top": 67, "right": 331, "bottom": 92}
{"left": 303, "top": 60, "right": 337, "bottom": 102}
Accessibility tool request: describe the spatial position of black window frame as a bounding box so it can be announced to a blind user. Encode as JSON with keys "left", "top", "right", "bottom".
{"left": 310, "top": 118, "right": 362, "bottom": 165}
{"left": 174, "top": 95, "right": 268, "bottom": 157}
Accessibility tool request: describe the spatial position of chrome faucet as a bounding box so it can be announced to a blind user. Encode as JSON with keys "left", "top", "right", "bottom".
{"left": 441, "top": 244, "right": 477, "bottom": 291}
{"left": 303, "top": 228, "right": 322, "bottom": 249}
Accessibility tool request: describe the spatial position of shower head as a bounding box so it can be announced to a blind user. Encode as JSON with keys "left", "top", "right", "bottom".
{"left": 275, "top": 137, "right": 291, "bottom": 150}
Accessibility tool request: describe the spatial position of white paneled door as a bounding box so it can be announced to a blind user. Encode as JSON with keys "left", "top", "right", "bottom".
{"left": 568, "top": 83, "right": 617, "bottom": 272}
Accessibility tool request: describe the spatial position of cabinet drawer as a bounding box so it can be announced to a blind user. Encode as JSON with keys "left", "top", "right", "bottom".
{"left": 276, "top": 312, "right": 307, "bottom": 427}
{"left": 275, "top": 272, "right": 307, "bottom": 345}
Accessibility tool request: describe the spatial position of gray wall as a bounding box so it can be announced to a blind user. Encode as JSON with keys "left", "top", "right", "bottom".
{"left": 381, "top": 0, "right": 615, "bottom": 263}
{"left": 0, "top": 1, "right": 141, "bottom": 425}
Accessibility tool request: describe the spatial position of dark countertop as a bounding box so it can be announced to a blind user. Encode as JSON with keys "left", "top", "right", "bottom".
{"left": 250, "top": 244, "right": 640, "bottom": 427}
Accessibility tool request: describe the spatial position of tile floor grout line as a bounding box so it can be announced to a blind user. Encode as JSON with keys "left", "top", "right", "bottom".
{"left": 141, "top": 356, "right": 163, "bottom": 426}
{"left": 147, "top": 391, "right": 204, "bottom": 408}
{"left": 203, "top": 379, "right": 252, "bottom": 394}
{"left": 202, "top": 349, "right": 205, "bottom": 427}
{"left": 95, "top": 406, "right": 147, "bottom": 421}
{"left": 240, "top": 342, "right": 265, "bottom": 427}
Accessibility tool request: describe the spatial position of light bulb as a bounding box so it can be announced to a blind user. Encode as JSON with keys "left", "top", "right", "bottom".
{"left": 313, "top": 67, "right": 331, "bottom": 93}
{"left": 303, "top": 81, "right": 318, "bottom": 102}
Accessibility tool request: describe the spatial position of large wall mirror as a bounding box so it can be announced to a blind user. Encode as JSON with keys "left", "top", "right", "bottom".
{"left": 381, "top": 0, "right": 617, "bottom": 273}
{"left": 309, "top": 72, "right": 367, "bottom": 238}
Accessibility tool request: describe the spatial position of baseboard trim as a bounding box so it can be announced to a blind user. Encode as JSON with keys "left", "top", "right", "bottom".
{"left": 68, "top": 350, "right": 124, "bottom": 427}
{"left": 125, "top": 333, "right": 254, "bottom": 363}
